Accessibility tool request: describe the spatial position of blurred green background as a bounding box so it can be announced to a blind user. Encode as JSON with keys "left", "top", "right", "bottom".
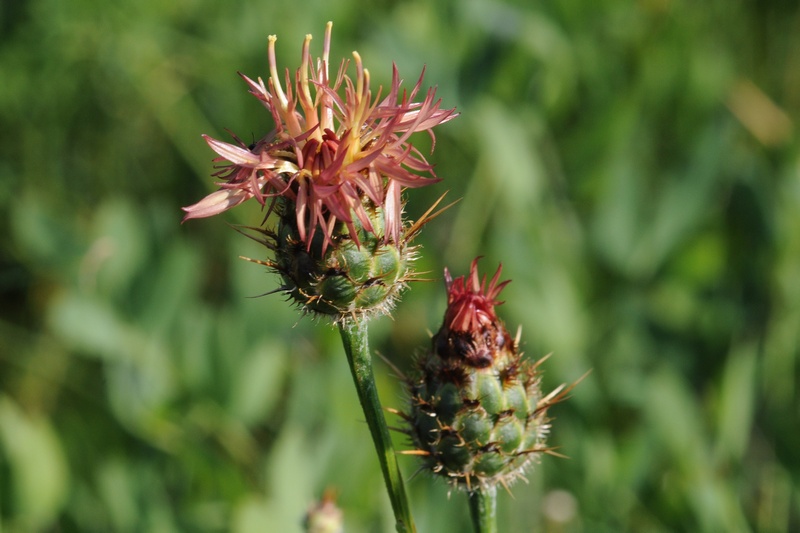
{"left": 2, "top": 0, "right": 799, "bottom": 531}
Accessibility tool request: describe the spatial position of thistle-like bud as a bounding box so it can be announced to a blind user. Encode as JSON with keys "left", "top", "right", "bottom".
{"left": 404, "top": 259, "right": 570, "bottom": 491}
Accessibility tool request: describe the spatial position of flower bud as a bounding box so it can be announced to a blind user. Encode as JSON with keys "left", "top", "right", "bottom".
{"left": 303, "top": 490, "right": 343, "bottom": 533}
{"left": 405, "top": 259, "right": 567, "bottom": 491}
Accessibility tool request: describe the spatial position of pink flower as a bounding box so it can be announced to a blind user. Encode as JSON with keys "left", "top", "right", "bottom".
{"left": 443, "top": 258, "right": 511, "bottom": 335}
{"left": 183, "top": 22, "right": 457, "bottom": 250}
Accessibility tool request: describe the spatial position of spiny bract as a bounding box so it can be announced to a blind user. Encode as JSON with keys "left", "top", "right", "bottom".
{"left": 272, "top": 197, "right": 411, "bottom": 319}
{"left": 238, "top": 196, "right": 422, "bottom": 321}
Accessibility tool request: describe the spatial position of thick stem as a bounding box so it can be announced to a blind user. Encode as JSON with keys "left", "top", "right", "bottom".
{"left": 338, "top": 320, "right": 416, "bottom": 533}
{"left": 468, "top": 486, "right": 498, "bottom": 533}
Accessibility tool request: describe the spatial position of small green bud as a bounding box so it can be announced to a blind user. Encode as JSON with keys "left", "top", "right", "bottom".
{"left": 303, "top": 490, "right": 343, "bottom": 533}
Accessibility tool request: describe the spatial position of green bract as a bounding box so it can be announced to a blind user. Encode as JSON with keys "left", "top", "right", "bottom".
{"left": 407, "top": 326, "right": 549, "bottom": 490}
{"left": 274, "top": 199, "right": 410, "bottom": 320}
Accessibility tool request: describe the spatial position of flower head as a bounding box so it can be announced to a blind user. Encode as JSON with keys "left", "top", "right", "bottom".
{"left": 183, "top": 22, "right": 457, "bottom": 251}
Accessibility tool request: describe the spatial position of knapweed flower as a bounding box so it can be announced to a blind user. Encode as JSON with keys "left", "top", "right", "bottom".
{"left": 403, "top": 258, "right": 573, "bottom": 491}
{"left": 183, "top": 22, "right": 456, "bottom": 320}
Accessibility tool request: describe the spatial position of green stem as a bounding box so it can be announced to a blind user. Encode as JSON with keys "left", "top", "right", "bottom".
{"left": 468, "top": 486, "right": 498, "bottom": 533}
{"left": 338, "top": 320, "right": 416, "bottom": 533}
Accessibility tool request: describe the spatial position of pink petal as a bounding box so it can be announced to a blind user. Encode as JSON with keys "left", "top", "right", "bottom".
{"left": 203, "top": 135, "right": 262, "bottom": 166}
{"left": 181, "top": 189, "right": 252, "bottom": 221}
